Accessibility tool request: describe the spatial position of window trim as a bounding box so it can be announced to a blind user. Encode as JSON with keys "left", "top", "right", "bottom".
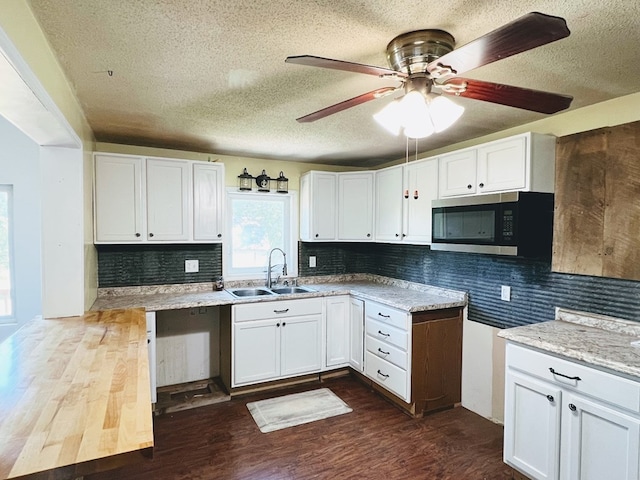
{"left": 223, "top": 188, "right": 298, "bottom": 282}
{"left": 0, "top": 185, "right": 15, "bottom": 321}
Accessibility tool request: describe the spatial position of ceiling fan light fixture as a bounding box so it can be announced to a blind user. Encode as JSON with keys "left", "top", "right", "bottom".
{"left": 427, "top": 94, "right": 465, "bottom": 133}
{"left": 373, "top": 100, "right": 402, "bottom": 136}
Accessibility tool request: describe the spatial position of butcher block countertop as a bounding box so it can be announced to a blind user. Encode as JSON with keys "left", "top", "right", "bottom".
{"left": 0, "top": 309, "right": 153, "bottom": 480}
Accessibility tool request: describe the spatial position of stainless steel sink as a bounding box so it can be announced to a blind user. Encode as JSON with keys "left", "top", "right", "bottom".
{"left": 271, "top": 286, "right": 315, "bottom": 295}
{"left": 227, "top": 288, "right": 275, "bottom": 298}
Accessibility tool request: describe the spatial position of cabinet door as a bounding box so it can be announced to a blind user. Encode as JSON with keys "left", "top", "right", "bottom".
{"left": 325, "top": 296, "right": 350, "bottom": 368}
{"left": 477, "top": 136, "right": 527, "bottom": 193}
{"left": 146, "top": 158, "right": 190, "bottom": 241}
{"left": 193, "top": 163, "right": 223, "bottom": 241}
{"left": 504, "top": 370, "right": 561, "bottom": 480}
{"left": 375, "top": 166, "right": 404, "bottom": 241}
{"left": 94, "top": 154, "right": 144, "bottom": 242}
{"left": 349, "top": 298, "right": 364, "bottom": 372}
{"left": 403, "top": 159, "right": 438, "bottom": 244}
{"left": 300, "top": 172, "right": 337, "bottom": 241}
{"left": 562, "top": 393, "right": 640, "bottom": 480}
{"left": 439, "top": 150, "right": 477, "bottom": 197}
{"left": 233, "top": 319, "right": 280, "bottom": 386}
{"left": 338, "top": 172, "right": 374, "bottom": 241}
{"left": 280, "top": 314, "right": 322, "bottom": 376}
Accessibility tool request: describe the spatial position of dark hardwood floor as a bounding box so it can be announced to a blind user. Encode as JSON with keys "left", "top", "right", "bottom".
{"left": 88, "top": 375, "right": 516, "bottom": 480}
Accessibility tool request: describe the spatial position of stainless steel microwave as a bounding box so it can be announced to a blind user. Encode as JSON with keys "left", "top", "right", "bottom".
{"left": 431, "top": 191, "right": 554, "bottom": 257}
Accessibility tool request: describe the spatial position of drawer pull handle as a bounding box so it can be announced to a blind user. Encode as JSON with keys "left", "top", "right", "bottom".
{"left": 377, "top": 330, "right": 390, "bottom": 337}
{"left": 274, "top": 308, "right": 290, "bottom": 314}
{"left": 378, "top": 312, "right": 390, "bottom": 318}
{"left": 377, "top": 347, "right": 390, "bottom": 355}
{"left": 546, "top": 395, "right": 554, "bottom": 402}
{"left": 377, "top": 369, "right": 389, "bottom": 379}
{"left": 549, "top": 367, "right": 581, "bottom": 381}
{"left": 568, "top": 403, "right": 577, "bottom": 412}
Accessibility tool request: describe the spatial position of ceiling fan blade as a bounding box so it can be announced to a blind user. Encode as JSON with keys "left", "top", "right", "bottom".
{"left": 296, "top": 86, "right": 398, "bottom": 123}
{"left": 286, "top": 55, "right": 407, "bottom": 79}
{"left": 428, "top": 12, "right": 570, "bottom": 77}
{"left": 442, "top": 78, "right": 573, "bottom": 114}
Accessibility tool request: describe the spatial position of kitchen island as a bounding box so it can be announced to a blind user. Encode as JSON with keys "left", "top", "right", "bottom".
{"left": 0, "top": 309, "right": 153, "bottom": 480}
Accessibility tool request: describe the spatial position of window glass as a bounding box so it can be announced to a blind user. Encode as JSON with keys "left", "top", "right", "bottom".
{"left": 224, "top": 191, "right": 297, "bottom": 280}
{"left": 0, "top": 186, "right": 13, "bottom": 318}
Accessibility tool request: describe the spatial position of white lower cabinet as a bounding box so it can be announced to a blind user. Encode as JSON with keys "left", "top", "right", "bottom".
{"left": 504, "top": 342, "right": 640, "bottom": 480}
{"left": 349, "top": 298, "right": 364, "bottom": 372}
{"left": 324, "top": 295, "right": 350, "bottom": 369}
{"left": 232, "top": 299, "right": 322, "bottom": 387}
{"left": 363, "top": 299, "right": 411, "bottom": 402}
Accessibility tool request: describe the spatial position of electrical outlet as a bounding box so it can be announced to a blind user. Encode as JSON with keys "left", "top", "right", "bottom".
{"left": 501, "top": 285, "right": 511, "bottom": 302}
{"left": 185, "top": 259, "right": 199, "bottom": 273}
{"left": 309, "top": 256, "right": 317, "bottom": 268}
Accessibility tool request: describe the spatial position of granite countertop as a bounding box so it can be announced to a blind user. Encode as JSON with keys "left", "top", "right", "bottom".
{"left": 498, "top": 308, "right": 640, "bottom": 379}
{"left": 91, "top": 274, "right": 467, "bottom": 313}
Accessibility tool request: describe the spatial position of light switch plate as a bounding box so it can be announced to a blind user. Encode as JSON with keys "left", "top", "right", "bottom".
{"left": 309, "top": 256, "right": 317, "bottom": 268}
{"left": 501, "top": 285, "right": 511, "bottom": 302}
{"left": 185, "top": 259, "right": 199, "bottom": 273}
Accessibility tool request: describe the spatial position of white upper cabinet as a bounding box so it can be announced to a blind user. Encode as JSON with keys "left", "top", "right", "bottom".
{"left": 439, "top": 149, "right": 478, "bottom": 197}
{"left": 300, "top": 171, "right": 337, "bottom": 241}
{"left": 375, "top": 158, "right": 438, "bottom": 244}
{"left": 94, "top": 153, "right": 224, "bottom": 244}
{"left": 403, "top": 158, "right": 438, "bottom": 244}
{"left": 94, "top": 154, "right": 144, "bottom": 242}
{"left": 439, "top": 132, "right": 556, "bottom": 198}
{"left": 193, "top": 163, "right": 224, "bottom": 241}
{"left": 146, "top": 158, "right": 190, "bottom": 241}
{"left": 338, "top": 172, "right": 374, "bottom": 241}
{"left": 375, "top": 165, "right": 404, "bottom": 242}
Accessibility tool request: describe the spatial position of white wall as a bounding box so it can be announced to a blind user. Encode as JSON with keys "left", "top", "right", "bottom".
{"left": 0, "top": 115, "right": 42, "bottom": 342}
{"left": 40, "top": 146, "right": 84, "bottom": 317}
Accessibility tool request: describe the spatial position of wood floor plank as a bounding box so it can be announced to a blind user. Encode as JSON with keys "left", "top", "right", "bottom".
{"left": 87, "top": 376, "right": 515, "bottom": 479}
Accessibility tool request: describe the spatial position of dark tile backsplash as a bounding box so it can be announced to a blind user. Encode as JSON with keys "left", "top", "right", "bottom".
{"left": 97, "top": 244, "right": 222, "bottom": 287}
{"left": 98, "top": 241, "right": 640, "bottom": 329}
{"left": 299, "top": 242, "right": 640, "bottom": 329}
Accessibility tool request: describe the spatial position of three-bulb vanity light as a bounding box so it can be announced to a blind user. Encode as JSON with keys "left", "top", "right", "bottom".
{"left": 237, "top": 168, "right": 288, "bottom": 193}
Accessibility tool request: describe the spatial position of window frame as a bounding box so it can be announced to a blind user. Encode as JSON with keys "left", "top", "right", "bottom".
{"left": 0, "top": 185, "right": 15, "bottom": 321}
{"left": 223, "top": 188, "right": 298, "bottom": 282}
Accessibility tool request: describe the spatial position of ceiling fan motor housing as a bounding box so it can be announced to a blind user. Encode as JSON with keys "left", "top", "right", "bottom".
{"left": 386, "top": 29, "right": 455, "bottom": 76}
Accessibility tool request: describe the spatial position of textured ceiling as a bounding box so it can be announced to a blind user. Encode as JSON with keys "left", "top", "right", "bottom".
{"left": 27, "top": 0, "right": 640, "bottom": 167}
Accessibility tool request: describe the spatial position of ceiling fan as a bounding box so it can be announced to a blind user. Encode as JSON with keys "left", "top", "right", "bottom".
{"left": 285, "top": 12, "right": 573, "bottom": 126}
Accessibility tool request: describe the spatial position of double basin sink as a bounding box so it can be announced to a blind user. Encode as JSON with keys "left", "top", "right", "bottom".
{"left": 227, "top": 286, "right": 316, "bottom": 298}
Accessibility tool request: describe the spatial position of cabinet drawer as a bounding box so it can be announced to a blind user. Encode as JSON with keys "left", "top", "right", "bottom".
{"left": 366, "top": 334, "right": 408, "bottom": 370}
{"left": 366, "top": 317, "right": 408, "bottom": 351}
{"left": 233, "top": 298, "right": 323, "bottom": 322}
{"left": 507, "top": 343, "right": 640, "bottom": 413}
{"left": 365, "top": 351, "right": 408, "bottom": 401}
{"left": 364, "top": 300, "right": 409, "bottom": 330}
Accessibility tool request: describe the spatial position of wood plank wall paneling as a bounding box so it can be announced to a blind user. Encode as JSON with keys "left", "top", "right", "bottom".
{"left": 553, "top": 120, "right": 640, "bottom": 281}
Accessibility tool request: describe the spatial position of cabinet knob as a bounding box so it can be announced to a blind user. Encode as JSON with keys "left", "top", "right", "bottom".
{"left": 404, "top": 189, "right": 409, "bottom": 199}
{"left": 315, "top": 234, "right": 319, "bottom": 238}
{"left": 149, "top": 233, "right": 154, "bottom": 238}
{"left": 467, "top": 184, "right": 472, "bottom": 189}
{"left": 276, "top": 323, "right": 280, "bottom": 327}
{"left": 413, "top": 190, "right": 419, "bottom": 199}
{"left": 217, "top": 233, "right": 222, "bottom": 238}
{"left": 479, "top": 182, "right": 485, "bottom": 188}
{"left": 282, "top": 322, "right": 286, "bottom": 327}
{"left": 402, "top": 233, "right": 406, "bottom": 237}
{"left": 395, "top": 233, "right": 400, "bottom": 237}
{"left": 568, "top": 403, "right": 577, "bottom": 412}
{"left": 367, "top": 233, "right": 371, "bottom": 237}
{"left": 135, "top": 233, "right": 141, "bottom": 237}
{"left": 546, "top": 395, "right": 554, "bottom": 402}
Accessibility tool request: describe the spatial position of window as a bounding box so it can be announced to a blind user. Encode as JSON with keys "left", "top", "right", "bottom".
{"left": 0, "top": 186, "right": 13, "bottom": 319}
{"left": 224, "top": 190, "right": 298, "bottom": 281}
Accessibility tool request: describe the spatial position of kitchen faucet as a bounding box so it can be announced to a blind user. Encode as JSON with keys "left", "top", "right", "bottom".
{"left": 266, "top": 248, "right": 287, "bottom": 288}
